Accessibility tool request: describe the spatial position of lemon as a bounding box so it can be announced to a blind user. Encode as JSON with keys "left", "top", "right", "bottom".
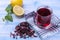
{"left": 13, "top": 5, "right": 24, "bottom": 16}
{"left": 10, "top": 0, "right": 23, "bottom": 7}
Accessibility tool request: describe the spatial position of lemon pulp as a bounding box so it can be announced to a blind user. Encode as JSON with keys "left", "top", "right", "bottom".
{"left": 13, "top": 5, "right": 24, "bottom": 16}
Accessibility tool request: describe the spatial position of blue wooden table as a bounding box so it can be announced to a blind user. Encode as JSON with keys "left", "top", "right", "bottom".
{"left": 0, "top": 0, "right": 60, "bottom": 40}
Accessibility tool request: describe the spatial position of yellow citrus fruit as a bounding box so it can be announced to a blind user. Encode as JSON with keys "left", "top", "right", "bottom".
{"left": 13, "top": 5, "right": 24, "bottom": 16}
{"left": 10, "top": 0, "right": 23, "bottom": 7}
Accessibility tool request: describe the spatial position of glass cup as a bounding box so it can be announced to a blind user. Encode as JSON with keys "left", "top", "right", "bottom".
{"left": 34, "top": 6, "right": 52, "bottom": 29}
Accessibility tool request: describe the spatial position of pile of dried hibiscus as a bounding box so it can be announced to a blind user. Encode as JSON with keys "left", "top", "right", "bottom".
{"left": 10, "top": 22, "right": 37, "bottom": 39}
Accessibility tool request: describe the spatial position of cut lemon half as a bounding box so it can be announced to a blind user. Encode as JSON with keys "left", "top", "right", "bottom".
{"left": 13, "top": 5, "right": 24, "bottom": 16}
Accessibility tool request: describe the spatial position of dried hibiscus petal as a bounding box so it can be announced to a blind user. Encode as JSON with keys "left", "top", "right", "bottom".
{"left": 10, "top": 22, "right": 37, "bottom": 39}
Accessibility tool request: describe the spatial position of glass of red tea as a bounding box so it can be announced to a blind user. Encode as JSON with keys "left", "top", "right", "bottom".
{"left": 34, "top": 6, "right": 52, "bottom": 29}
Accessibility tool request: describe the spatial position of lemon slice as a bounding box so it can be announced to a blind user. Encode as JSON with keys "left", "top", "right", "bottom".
{"left": 13, "top": 5, "right": 24, "bottom": 16}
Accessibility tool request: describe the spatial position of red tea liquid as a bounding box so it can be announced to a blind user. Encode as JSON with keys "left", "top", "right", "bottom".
{"left": 34, "top": 7, "right": 52, "bottom": 29}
